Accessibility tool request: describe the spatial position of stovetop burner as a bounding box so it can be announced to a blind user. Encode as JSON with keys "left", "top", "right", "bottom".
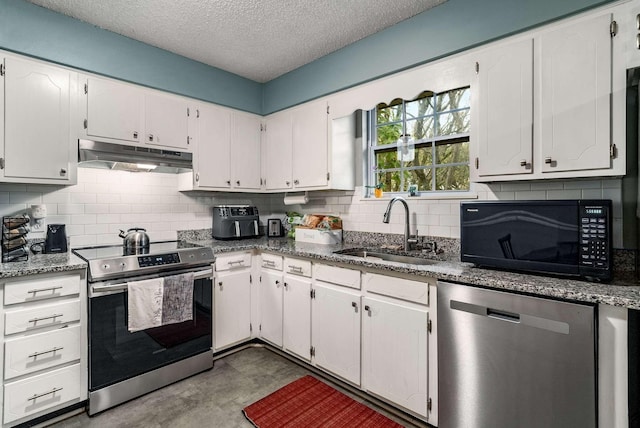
{"left": 73, "top": 240, "right": 214, "bottom": 282}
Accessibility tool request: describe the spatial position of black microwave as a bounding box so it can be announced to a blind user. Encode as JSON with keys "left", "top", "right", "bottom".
{"left": 460, "top": 200, "right": 612, "bottom": 281}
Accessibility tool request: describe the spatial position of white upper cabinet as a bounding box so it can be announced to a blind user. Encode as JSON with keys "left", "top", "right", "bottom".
{"left": 263, "top": 110, "right": 293, "bottom": 191}
{"left": 85, "top": 76, "right": 143, "bottom": 144}
{"left": 539, "top": 13, "right": 612, "bottom": 173}
{"left": 231, "top": 111, "right": 262, "bottom": 190}
{"left": 261, "top": 100, "right": 355, "bottom": 192}
{"left": 192, "top": 103, "right": 231, "bottom": 189}
{"left": 476, "top": 39, "right": 533, "bottom": 177}
{"left": 144, "top": 92, "right": 190, "bottom": 150}
{"left": 292, "top": 99, "right": 329, "bottom": 189}
{"left": 1, "top": 56, "right": 76, "bottom": 184}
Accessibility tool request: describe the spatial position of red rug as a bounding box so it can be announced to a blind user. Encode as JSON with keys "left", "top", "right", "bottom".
{"left": 242, "top": 375, "right": 404, "bottom": 428}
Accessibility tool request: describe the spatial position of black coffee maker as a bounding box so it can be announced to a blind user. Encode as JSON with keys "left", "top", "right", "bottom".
{"left": 44, "top": 224, "right": 68, "bottom": 253}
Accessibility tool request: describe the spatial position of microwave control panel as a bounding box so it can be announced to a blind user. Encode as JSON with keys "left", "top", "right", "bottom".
{"left": 579, "top": 204, "right": 610, "bottom": 276}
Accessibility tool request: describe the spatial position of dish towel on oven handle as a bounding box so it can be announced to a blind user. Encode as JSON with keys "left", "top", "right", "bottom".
{"left": 127, "top": 272, "right": 195, "bottom": 332}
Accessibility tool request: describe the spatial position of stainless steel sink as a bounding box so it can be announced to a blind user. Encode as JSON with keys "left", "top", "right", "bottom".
{"left": 334, "top": 249, "right": 438, "bottom": 265}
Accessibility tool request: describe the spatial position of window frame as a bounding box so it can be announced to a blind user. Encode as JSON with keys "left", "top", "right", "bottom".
{"left": 367, "top": 88, "right": 471, "bottom": 197}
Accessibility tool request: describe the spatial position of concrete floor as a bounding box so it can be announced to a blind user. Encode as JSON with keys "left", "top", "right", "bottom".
{"left": 48, "top": 346, "right": 418, "bottom": 428}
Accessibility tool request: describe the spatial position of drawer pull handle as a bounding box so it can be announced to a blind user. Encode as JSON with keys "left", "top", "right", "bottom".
{"left": 227, "top": 260, "right": 245, "bottom": 266}
{"left": 29, "top": 346, "right": 64, "bottom": 359}
{"left": 28, "top": 387, "right": 63, "bottom": 402}
{"left": 27, "top": 286, "right": 63, "bottom": 295}
{"left": 263, "top": 260, "right": 276, "bottom": 267}
{"left": 288, "top": 265, "right": 303, "bottom": 274}
{"left": 28, "top": 314, "right": 63, "bottom": 324}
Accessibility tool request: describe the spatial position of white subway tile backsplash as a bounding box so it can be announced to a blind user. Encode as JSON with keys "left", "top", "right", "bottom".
{"left": 545, "top": 189, "right": 582, "bottom": 199}
{"left": 515, "top": 191, "right": 546, "bottom": 200}
{"left": 70, "top": 193, "right": 97, "bottom": 204}
{"left": 58, "top": 204, "right": 85, "bottom": 215}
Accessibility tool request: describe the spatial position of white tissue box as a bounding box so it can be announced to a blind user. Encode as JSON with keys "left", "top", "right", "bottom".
{"left": 295, "top": 228, "right": 343, "bottom": 245}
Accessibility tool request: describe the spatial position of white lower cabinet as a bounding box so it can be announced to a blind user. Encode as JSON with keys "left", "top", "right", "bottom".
{"left": 362, "top": 296, "right": 428, "bottom": 417}
{"left": 1, "top": 271, "right": 87, "bottom": 427}
{"left": 282, "top": 275, "right": 311, "bottom": 361}
{"left": 4, "top": 364, "right": 81, "bottom": 424}
{"left": 259, "top": 270, "right": 283, "bottom": 347}
{"left": 311, "top": 282, "right": 361, "bottom": 385}
{"left": 214, "top": 253, "right": 253, "bottom": 351}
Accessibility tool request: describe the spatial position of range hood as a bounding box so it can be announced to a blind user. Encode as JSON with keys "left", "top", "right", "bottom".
{"left": 78, "top": 139, "right": 192, "bottom": 173}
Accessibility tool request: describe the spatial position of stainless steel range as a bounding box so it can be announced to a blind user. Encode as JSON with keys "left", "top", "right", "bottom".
{"left": 73, "top": 241, "right": 215, "bottom": 415}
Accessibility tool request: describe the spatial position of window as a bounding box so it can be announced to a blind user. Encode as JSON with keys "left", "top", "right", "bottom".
{"left": 368, "top": 87, "right": 470, "bottom": 195}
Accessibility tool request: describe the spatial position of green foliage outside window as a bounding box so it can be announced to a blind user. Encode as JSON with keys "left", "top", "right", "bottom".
{"left": 370, "top": 88, "right": 470, "bottom": 194}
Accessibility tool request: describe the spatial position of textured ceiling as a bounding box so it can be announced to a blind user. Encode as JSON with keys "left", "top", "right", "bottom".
{"left": 25, "top": 0, "right": 447, "bottom": 83}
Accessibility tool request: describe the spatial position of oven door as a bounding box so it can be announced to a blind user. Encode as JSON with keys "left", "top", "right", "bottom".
{"left": 88, "top": 267, "right": 213, "bottom": 391}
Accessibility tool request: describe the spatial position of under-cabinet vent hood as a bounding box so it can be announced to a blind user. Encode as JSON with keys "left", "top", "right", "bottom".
{"left": 78, "top": 139, "right": 192, "bottom": 173}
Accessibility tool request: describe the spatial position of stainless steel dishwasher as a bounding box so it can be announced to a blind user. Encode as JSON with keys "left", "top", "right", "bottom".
{"left": 438, "top": 281, "right": 597, "bottom": 428}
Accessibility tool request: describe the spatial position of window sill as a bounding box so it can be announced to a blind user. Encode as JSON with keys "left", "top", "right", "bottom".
{"left": 359, "top": 191, "right": 478, "bottom": 202}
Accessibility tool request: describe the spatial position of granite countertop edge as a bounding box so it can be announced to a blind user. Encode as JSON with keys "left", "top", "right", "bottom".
{"left": 198, "top": 237, "right": 640, "bottom": 310}
{"left": 2, "top": 238, "right": 639, "bottom": 310}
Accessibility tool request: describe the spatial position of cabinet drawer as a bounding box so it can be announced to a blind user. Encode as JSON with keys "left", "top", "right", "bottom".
{"left": 4, "top": 363, "right": 81, "bottom": 424}
{"left": 314, "top": 264, "right": 360, "bottom": 290}
{"left": 215, "top": 252, "right": 252, "bottom": 271}
{"left": 5, "top": 299, "right": 81, "bottom": 335}
{"left": 261, "top": 253, "right": 283, "bottom": 270}
{"left": 364, "top": 273, "right": 429, "bottom": 305}
{"left": 284, "top": 257, "right": 311, "bottom": 277}
{"left": 4, "top": 273, "right": 81, "bottom": 305}
{"left": 4, "top": 325, "right": 81, "bottom": 380}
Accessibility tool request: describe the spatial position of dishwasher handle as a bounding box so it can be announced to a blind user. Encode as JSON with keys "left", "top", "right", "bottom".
{"left": 487, "top": 308, "right": 520, "bottom": 323}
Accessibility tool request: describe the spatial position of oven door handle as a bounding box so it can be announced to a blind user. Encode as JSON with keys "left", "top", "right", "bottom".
{"left": 91, "top": 268, "right": 214, "bottom": 294}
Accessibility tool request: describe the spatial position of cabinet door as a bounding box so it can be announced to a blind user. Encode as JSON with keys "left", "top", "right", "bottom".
{"left": 144, "top": 92, "right": 190, "bottom": 150}
{"left": 195, "top": 103, "right": 232, "bottom": 188}
{"left": 214, "top": 270, "right": 251, "bottom": 350}
{"left": 283, "top": 275, "right": 311, "bottom": 361}
{"left": 232, "top": 112, "right": 262, "bottom": 190}
{"left": 3, "top": 57, "right": 72, "bottom": 181}
{"left": 264, "top": 110, "right": 293, "bottom": 191}
{"left": 539, "top": 13, "right": 612, "bottom": 173}
{"left": 311, "top": 282, "right": 360, "bottom": 385}
{"left": 259, "top": 270, "right": 283, "bottom": 347}
{"left": 477, "top": 39, "right": 533, "bottom": 177}
{"left": 86, "top": 77, "right": 143, "bottom": 143}
{"left": 292, "top": 100, "right": 329, "bottom": 188}
{"left": 362, "top": 296, "right": 428, "bottom": 417}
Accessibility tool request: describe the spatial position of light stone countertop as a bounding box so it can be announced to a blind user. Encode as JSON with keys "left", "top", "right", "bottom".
{"left": 2, "top": 237, "right": 639, "bottom": 310}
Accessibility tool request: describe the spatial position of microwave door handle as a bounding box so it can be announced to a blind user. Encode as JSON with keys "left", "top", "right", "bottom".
{"left": 254, "top": 220, "right": 259, "bottom": 236}
{"left": 234, "top": 221, "right": 240, "bottom": 237}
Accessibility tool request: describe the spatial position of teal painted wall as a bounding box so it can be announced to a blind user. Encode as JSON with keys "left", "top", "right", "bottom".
{"left": 0, "top": 0, "right": 619, "bottom": 115}
{"left": 263, "top": 0, "right": 618, "bottom": 114}
{"left": 0, "top": 0, "right": 263, "bottom": 114}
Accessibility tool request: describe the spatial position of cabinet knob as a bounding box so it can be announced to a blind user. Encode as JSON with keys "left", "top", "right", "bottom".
{"left": 195, "top": 173, "right": 200, "bottom": 182}
{"left": 286, "top": 181, "right": 290, "bottom": 186}
{"left": 218, "top": 282, "right": 223, "bottom": 290}
{"left": 148, "top": 134, "right": 154, "bottom": 142}
{"left": 236, "top": 180, "right": 240, "bottom": 186}
{"left": 283, "top": 282, "right": 288, "bottom": 290}
{"left": 294, "top": 179, "right": 299, "bottom": 185}
{"left": 133, "top": 131, "right": 138, "bottom": 139}
{"left": 59, "top": 168, "right": 67, "bottom": 176}
{"left": 226, "top": 180, "right": 231, "bottom": 186}
{"left": 519, "top": 160, "right": 527, "bottom": 167}
{"left": 364, "top": 305, "right": 371, "bottom": 316}
{"left": 352, "top": 301, "right": 358, "bottom": 313}
{"left": 275, "top": 280, "right": 280, "bottom": 286}
{"left": 544, "top": 157, "right": 555, "bottom": 166}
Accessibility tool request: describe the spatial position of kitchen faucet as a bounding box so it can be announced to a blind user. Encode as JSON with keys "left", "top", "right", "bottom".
{"left": 382, "top": 196, "right": 417, "bottom": 251}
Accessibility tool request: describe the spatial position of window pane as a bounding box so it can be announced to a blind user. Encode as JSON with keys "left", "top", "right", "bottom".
{"left": 437, "top": 87, "right": 471, "bottom": 111}
{"left": 436, "top": 141, "right": 469, "bottom": 164}
{"left": 377, "top": 171, "right": 401, "bottom": 192}
{"left": 375, "top": 150, "right": 401, "bottom": 169}
{"left": 435, "top": 165, "right": 470, "bottom": 191}
{"left": 407, "top": 117, "right": 434, "bottom": 140}
{"left": 405, "top": 145, "right": 433, "bottom": 168}
{"left": 376, "top": 123, "right": 401, "bottom": 146}
{"left": 406, "top": 93, "right": 433, "bottom": 119}
{"left": 405, "top": 168, "right": 432, "bottom": 192}
{"left": 437, "top": 110, "right": 470, "bottom": 136}
{"left": 376, "top": 100, "right": 402, "bottom": 124}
